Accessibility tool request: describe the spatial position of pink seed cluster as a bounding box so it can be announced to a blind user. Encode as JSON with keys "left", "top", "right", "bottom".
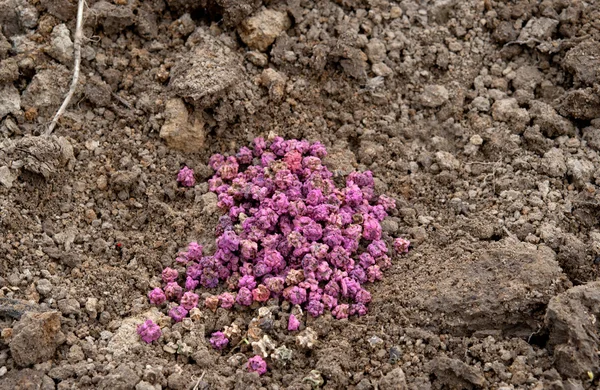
{"left": 147, "top": 137, "right": 410, "bottom": 325}
{"left": 137, "top": 319, "right": 161, "bottom": 343}
{"left": 177, "top": 166, "right": 195, "bottom": 187}
{"left": 247, "top": 355, "right": 268, "bottom": 375}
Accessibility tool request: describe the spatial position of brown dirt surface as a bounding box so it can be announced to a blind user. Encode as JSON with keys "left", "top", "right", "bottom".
{"left": 1, "top": 0, "right": 600, "bottom": 389}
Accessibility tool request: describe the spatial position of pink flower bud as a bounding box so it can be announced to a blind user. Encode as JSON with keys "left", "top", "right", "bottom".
{"left": 252, "top": 284, "right": 271, "bottom": 302}
{"left": 218, "top": 292, "right": 235, "bottom": 309}
{"left": 164, "top": 282, "right": 183, "bottom": 301}
{"left": 148, "top": 288, "right": 166, "bottom": 305}
{"left": 176, "top": 166, "right": 195, "bottom": 187}
{"left": 247, "top": 355, "right": 267, "bottom": 375}
{"left": 236, "top": 287, "right": 253, "bottom": 306}
{"left": 180, "top": 291, "right": 199, "bottom": 310}
{"left": 161, "top": 267, "right": 179, "bottom": 283}
{"left": 169, "top": 305, "right": 188, "bottom": 322}
{"left": 393, "top": 237, "right": 410, "bottom": 254}
{"left": 137, "top": 319, "right": 161, "bottom": 343}
{"left": 288, "top": 314, "right": 300, "bottom": 331}
{"left": 209, "top": 331, "right": 229, "bottom": 350}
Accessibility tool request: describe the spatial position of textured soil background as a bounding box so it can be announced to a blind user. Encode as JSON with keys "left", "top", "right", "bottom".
{"left": 1, "top": 0, "right": 600, "bottom": 389}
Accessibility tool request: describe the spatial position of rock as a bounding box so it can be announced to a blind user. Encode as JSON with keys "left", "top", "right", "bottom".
{"left": 517, "top": 17, "right": 558, "bottom": 42}
{"left": 409, "top": 239, "right": 566, "bottom": 335}
{"left": 159, "top": 98, "right": 205, "bottom": 153}
{"left": 58, "top": 298, "right": 80, "bottom": 315}
{"left": 201, "top": 192, "right": 218, "bottom": 214}
{"left": 339, "top": 48, "right": 369, "bottom": 79}
{"left": 260, "top": 68, "right": 286, "bottom": 101}
{"left": 540, "top": 148, "right": 567, "bottom": 178}
{"left": 428, "top": 357, "right": 486, "bottom": 389}
{"left": 493, "top": 21, "right": 519, "bottom": 44}
{"left": 0, "top": 0, "right": 37, "bottom": 37}
{"left": 91, "top": 1, "right": 135, "bottom": 35}
{"left": 564, "top": 41, "right": 600, "bottom": 85}
{"left": 98, "top": 363, "right": 140, "bottom": 390}
{"left": 36, "top": 279, "right": 53, "bottom": 296}
{"left": 21, "top": 65, "right": 70, "bottom": 118}
{"left": 0, "top": 135, "right": 73, "bottom": 179}
{"left": 582, "top": 126, "right": 600, "bottom": 151}
{"left": 0, "top": 84, "right": 21, "bottom": 119}
{"left": 365, "top": 38, "right": 387, "bottom": 63}
{"left": 372, "top": 63, "right": 393, "bottom": 77}
{"left": 545, "top": 282, "right": 600, "bottom": 379}
{"left": 0, "top": 368, "right": 44, "bottom": 390}
{"left": 67, "top": 344, "right": 85, "bottom": 363}
{"left": 84, "top": 75, "right": 112, "bottom": 107}
{"left": 47, "top": 24, "right": 73, "bottom": 64}
{"left": 512, "top": 65, "right": 542, "bottom": 92}
{"left": 379, "top": 367, "right": 408, "bottom": 390}
{"left": 435, "top": 151, "right": 460, "bottom": 171}
{"left": 557, "top": 87, "right": 600, "bottom": 120}
{"left": 238, "top": 9, "right": 291, "bottom": 52}
{"left": 529, "top": 101, "right": 575, "bottom": 137}
{"left": 136, "top": 6, "right": 158, "bottom": 39}
{"left": 170, "top": 30, "right": 244, "bottom": 107}
{"left": 9, "top": 311, "right": 62, "bottom": 367}
{"left": 40, "top": 0, "right": 77, "bottom": 21}
{"left": 491, "top": 98, "right": 530, "bottom": 129}
{"left": 566, "top": 157, "right": 594, "bottom": 187}
{"left": 0, "top": 32, "right": 9, "bottom": 59}
{"left": 107, "top": 308, "right": 163, "bottom": 360}
{"left": 85, "top": 297, "right": 99, "bottom": 318}
{"left": 135, "top": 381, "right": 157, "bottom": 390}
{"left": 0, "top": 58, "right": 19, "bottom": 83}
{"left": 471, "top": 96, "right": 490, "bottom": 112}
{"left": 419, "top": 84, "right": 449, "bottom": 108}
{"left": 246, "top": 51, "right": 268, "bottom": 67}
{"left": 0, "top": 166, "right": 16, "bottom": 188}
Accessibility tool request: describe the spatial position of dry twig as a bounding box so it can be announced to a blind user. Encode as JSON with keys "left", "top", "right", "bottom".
{"left": 45, "top": 0, "right": 85, "bottom": 136}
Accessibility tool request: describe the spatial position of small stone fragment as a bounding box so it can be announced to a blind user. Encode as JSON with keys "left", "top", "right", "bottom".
{"left": 91, "top": 1, "right": 135, "bottom": 35}
{"left": 47, "top": 24, "right": 73, "bottom": 64}
{"left": 9, "top": 311, "right": 62, "bottom": 367}
{"left": 246, "top": 51, "right": 268, "bottom": 67}
{"left": 97, "top": 363, "right": 140, "bottom": 389}
{"left": 372, "top": 63, "right": 393, "bottom": 77}
{"left": 557, "top": 88, "right": 600, "bottom": 121}
{"left": 517, "top": 17, "right": 558, "bottom": 42}
{"left": 260, "top": 68, "right": 286, "bottom": 101}
{"left": 491, "top": 98, "right": 530, "bottom": 127}
{"left": 564, "top": 41, "right": 600, "bottom": 85}
{"left": 0, "top": 166, "right": 16, "bottom": 189}
{"left": 36, "top": 279, "right": 53, "bottom": 296}
{"left": 238, "top": 9, "right": 291, "bottom": 52}
{"left": 546, "top": 282, "right": 600, "bottom": 379}
{"left": 365, "top": 39, "right": 387, "bottom": 63}
{"left": 0, "top": 84, "right": 21, "bottom": 119}
{"left": 160, "top": 98, "right": 205, "bottom": 153}
{"left": 529, "top": 101, "right": 575, "bottom": 137}
{"left": 21, "top": 66, "right": 70, "bottom": 118}
{"left": 169, "top": 31, "right": 244, "bottom": 107}
{"left": 379, "top": 367, "right": 408, "bottom": 390}
{"left": 435, "top": 151, "right": 459, "bottom": 171}
{"left": 419, "top": 85, "right": 449, "bottom": 108}
{"left": 296, "top": 327, "right": 318, "bottom": 349}
{"left": 540, "top": 148, "right": 567, "bottom": 178}
{"left": 428, "top": 357, "right": 486, "bottom": 388}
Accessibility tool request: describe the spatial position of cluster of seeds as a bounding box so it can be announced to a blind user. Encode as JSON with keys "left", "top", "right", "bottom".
{"left": 139, "top": 137, "right": 410, "bottom": 373}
